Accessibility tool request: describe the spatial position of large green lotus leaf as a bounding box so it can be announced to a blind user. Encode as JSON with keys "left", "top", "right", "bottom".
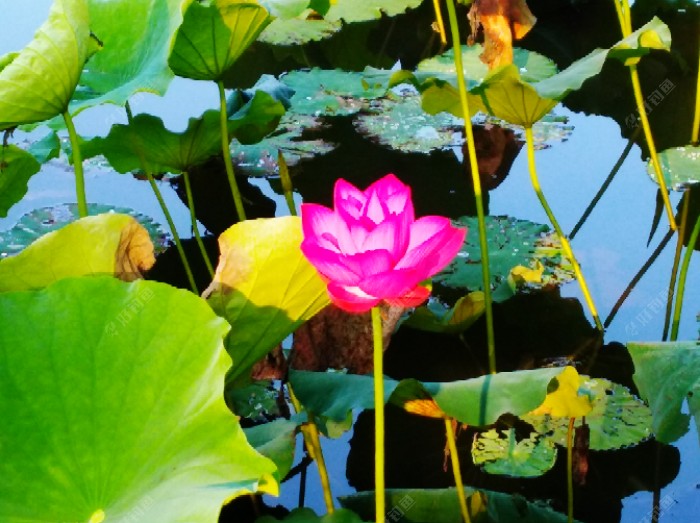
{"left": 0, "top": 213, "right": 155, "bottom": 291}
{"left": 0, "top": 203, "right": 169, "bottom": 258}
{"left": 522, "top": 377, "right": 652, "bottom": 450}
{"left": 282, "top": 68, "right": 386, "bottom": 116}
{"left": 245, "top": 416, "right": 301, "bottom": 480}
{"left": 647, "top": 145, "right": 700, "bottom": 191}
{"left": 433, "top": 216, "right": 574, "bottom": 301}
{"left": 0, "top": 0, "right": 93, "bottom": 129}
{"left": 324, "top": 0, "right": 422, "bottom": 22}
{"left": 169, "top": 0, "right": 272, "bottom": 81}
{"left": 0, "top": 145, "right": 41, "bottom": 217}
{"left": 627, "top": 341, "right": 700, "bottom": 444}
{"left": 471, "top": 428, "right": 557, "bottom": 478}
{"left": 422, "top": 18, "right": 671, "bottom": 126}
{"left": 340, "top": 488, "right": 576, "bottom": 523}
{"left": 0, "top": 276, "right": 278, "bottom": 522}
{"left": 256, "top": 508, "right": 368, "bottom": 523}
{"left": 290, "top": 367, "right": 570, "bottom": 427}
{"left": 206, "top": 216, "right": 330, "bottom": 387}
{"left": 65, "top": 0, "right": 185, "bottom": 117}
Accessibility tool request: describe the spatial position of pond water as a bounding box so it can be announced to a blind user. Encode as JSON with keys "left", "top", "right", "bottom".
{"left": 1, "top": 1, "right": 699, "bottom": 522}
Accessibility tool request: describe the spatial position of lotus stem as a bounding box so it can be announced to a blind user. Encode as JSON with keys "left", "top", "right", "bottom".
{"left": 62, "top": 111, "right": 88, "bottom": 218}
{"left": 628, "top": 66, "right": 677, "bottom": 231}
{"left": 182, "top": 171, "right": 214, "bottom": 279}
{"left": 524, "top": 127, "right": 604, "bottom": 332}
{"left": 670, "top": 208, "right": 700, "bottom": 341}
{"left": 570, "top": 128, "right": 639, "bottom": 239}
{"left": 567, "top": 417, "right": 575, "bottom": 523}
{"left": 288, "top": 385, "right": 335, "bottom": 514}
{"left": 604, "top": 228, "right": 673, "bottom": 329}
{"left": 692, "top": 28, "right": 700, "bottom": 144}
{"left": 278, "top": 150, "right": 297, "bottom": 216}
{"left": 432, "top": 0, "right": 447, "bottom": 45}
{"left": 445, "top": 0, "right": 497, "bottom": 374}
{"left": 217, "top": 80, "right": 246, "bottom": 221}
{"left": 444, "top": 418, "right": 471, "bottom": 523}
{"left": 371, "top": 306, "right": 386, "bottom": 523}
{"left": 663, "top": 193, "right": 691, "bottom": 340}
{"left": 143, "top": 171, "right": 198, "bottom": 294}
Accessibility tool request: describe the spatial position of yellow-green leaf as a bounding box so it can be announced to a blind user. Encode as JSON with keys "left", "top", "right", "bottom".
{"left": 528, "top": 366, "right": 593, "bottom": 418}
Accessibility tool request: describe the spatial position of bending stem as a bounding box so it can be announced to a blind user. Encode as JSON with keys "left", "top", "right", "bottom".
{"left": 183, "top": 171, "right": 214, "bottom": 278}
{"left": 525, "top": 127, "right": 603, "bottom": 332}
{"left": 444, "top": 418, "right": 471, "bottom": 523}
{"left": 663, "top": 192, "right": 691, "bottom": 340}
{"left": 670, "top": 210, "right": 700, "bottom": 340}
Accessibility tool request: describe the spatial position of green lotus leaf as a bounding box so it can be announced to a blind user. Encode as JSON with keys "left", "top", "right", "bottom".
{"left": 420, "top": 17, "right": 671, "bottom": 126}
{"left": 0, "top": 145, "right": 41, "bottom": 217}
{"left": 64, "top": 0, "right": 185, "bottom": 118}
{"left": 340, "top": 488, "right": 577, "bottom": 523}
{"left": 290, "top": 366, "right": 572, "bottom": 427}
{"left": 258, "top": 0, "right": 311, "bottom": 18}
{"left": 282, "top": 68, "right": 386, "bottom": 116}
{"left": 646, "top": 145, "right": 700, "bottom": 191}
{"left": 472, "top": 428, "right": 557, "bottom": 478}
{"left": 27, "top": 131, "right": 61, "bottom": 163}
{"left": 404, "top": 292, "right": 485, "bottom": 334}
{"left": 433, "top": 216, "right": 574, "bottom": 302}
{"left": 627, "top": 341, "right": 700, "bottom": 444}
{"left": 227, "top": 90, "right": 287, "bottom": 145}
{"left": 522, "top": 376, "right": 652, "bottom": 450}
{"left": 0, "top": 213, "right": 155, "bottom": 291}
{"left": 169, "top": 0, "right": 272, "bottom": 81}
{"left": 256, "top": 507, "right": 368, "bottom": 523}
{"left": 206, "top": 216, "right": 330, "bottom": 388}
{"left": 324, "top": 0, "right": 423, "bottom": 22}
{"left": 0, "top": 0, "right": 94, "bottom": 129}
{"left": 245, "top": 416, "right": 301, "bottom": 480}
{"left": 259, "top": 17, "right": 341, "bottom": 45}
{"left": 0, "top": 203, "right": 169, "bottom": 258}
{"left": 0, "top": 276, "right": 278, "bottom": 522}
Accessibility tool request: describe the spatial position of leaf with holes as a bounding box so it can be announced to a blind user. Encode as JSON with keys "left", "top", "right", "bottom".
{"left": 472, "top": 428, "right": 557, "bottom": 478}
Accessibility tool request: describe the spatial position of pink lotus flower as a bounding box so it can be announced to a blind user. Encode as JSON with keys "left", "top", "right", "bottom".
{"left": 300, "top": 174, "right": 467, "bottom": 312}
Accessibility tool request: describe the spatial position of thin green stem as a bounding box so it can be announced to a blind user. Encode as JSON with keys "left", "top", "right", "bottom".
{"left": 432, "top": 0, "right": 447, "bottom": 45}
{"left": 525, "top": 127, "right": 603, "bottom": 332}
{"left": 692, "top": 26, "right": 700, "bottom": 144}
{"left": 444, "top": 419, "right": 471, "bottom": 523}
{"left": 144, "top": 171, "right": 198, "bottom": 294}
{"left": 278, "top": 150, "right": 297, "bottom": 216}
{"left": 217, "top": 80, "right": 246, "bottom": 221}
{"left": 663, "top": 192, "right": 691, "bottom": 340}
{"left": 371, "top": 306, "right": 386, "bottom": 523}
{"left": 628, "top": 66, "right": 677, "bottom": 231}
{"left": 288, "top": 385, "right": 335, "bottom": 514}
{"left": 566, "top": 417, "right": 575, "bottom": 523}
{"left": 570, "top": 128, "right": 639, "bottom": 239}
{"left": 670, "top": 210, "right": 700, "bottom": 341}
{"left": 445, "top": 0, "right": 496, "bottom": 373}
{"left": 182, "top": 171, "right": 214, "bottom": 278}
{"left": 62, "top": 111, "right": 88, "bottom": 218}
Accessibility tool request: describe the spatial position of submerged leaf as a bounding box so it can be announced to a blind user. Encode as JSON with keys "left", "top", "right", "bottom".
{"left": 205, "top": 217, "right": 329, "bottom": 387}
{"left": 0, "top": 213, "right": 155, "bottom": 291}
{"left": 0, "top": 0, "right": 93, "bottom": 129}
{"left": 169, "top": 0, "right": 272, "bottom": 81}
{"left": 627, "top": 341, "right": 700, "bottom": 444}
{"left": 0, "top": 276, "right": 278, "bottom": 522}
{"left": 472, "top": 428, "right": 557, "bottom": 477}
{"left": 522, "top": 376, "right": 652, "bottom": 450}
{"left": 0, "top": 146, "right": 41, "bottom": 217}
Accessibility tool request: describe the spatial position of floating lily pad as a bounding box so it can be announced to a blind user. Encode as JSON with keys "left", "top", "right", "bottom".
{"left": 0, "top": 203, "right": 169, "bottom": 259}
{"left": 290, "top": 366, "right": 579, "bottom": 427}
{"left": 0, "top": 276, "right": 278, "bottom": 522}
{"left": 260, "top": 16, "right": 342, "bottom": 45}
{"left": 521, "top": 377, "right": 652, "bottom": 450}
{"left": 647, "top": 145, "right": 700, "bottom": 191}
{"left": 0, "top": 0, "right": 95, "bottom": 129}
{"left": 205, "top": 217, "right": 330, "bottom": 388}
{"left": 257, "top": 507, "right": 367, "bottom": 523}
{"left": 432, "top": 216, "right": 574, "bottom": 301}
{"left": 472, "top": 428, "right": 557, "bottom": 478}
{"left": 627, "top": 341, "right": 700, "bottom": 444}
{"left": 0, "top": 145, "right": 41, "bottom": 217}
{"left": 340, "top": 487, "right": 577, "bottom": 523}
